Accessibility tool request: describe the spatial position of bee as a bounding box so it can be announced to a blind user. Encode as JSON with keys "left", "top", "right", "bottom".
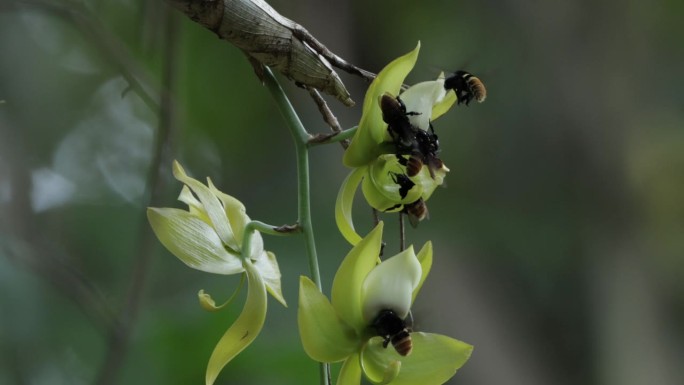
{"left": 371, "top": 309, "right": 412, "bottom": 356}
{"left": 396, "top": 126, "right": 443, "bottom": 178}
{"left": 382, "top": 93, "right": 444, "bottom": 179}
{"left": 444, "top": 70, "right": 486, "bottom": 105}
{"left": 380, "top": 93, "right": 421, "bottom": 151}
{"left": 403, "top": 198, "right": 429, "bottom": 228}
{"left": 389, "top": 172, "right": 416, "bottom": 200}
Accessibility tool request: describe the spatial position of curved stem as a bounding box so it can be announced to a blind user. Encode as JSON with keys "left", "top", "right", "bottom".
{"left": 261, "top": 67, "right": 330, "bottom": 385}
{"left": 247, "top": 220, "right": 302, "bottom": 236}
{"left": 308, "top": 126, "right": 358, "bottom": 146}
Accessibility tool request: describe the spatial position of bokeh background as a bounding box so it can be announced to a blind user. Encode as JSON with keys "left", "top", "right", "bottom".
{"left": 1, "top": 0, "right": 683, "bottom": 384}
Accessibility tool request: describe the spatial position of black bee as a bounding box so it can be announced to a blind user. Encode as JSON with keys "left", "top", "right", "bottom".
{"left": 389, "top": 172, "right": 415, "bottom": 200}
{"left": 403, "top": 198, "right": 429, "bottom": 228}
{"left": 380, "top": 92, "right": 421, "bottom": 151}
{"left": 444, "top": 70, "right": 487, "bottom": 105}
{"left": 381, "top": 93, "right": 444, "bottom": 179}
{"left": 371, "top": 309, "right": 413, "bottom": 356}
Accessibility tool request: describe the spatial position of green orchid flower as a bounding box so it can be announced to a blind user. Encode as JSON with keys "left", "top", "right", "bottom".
{"left": 147, "top": 160, "right": 286, "bottom": 385}
{"left": 336, "top": 43, "right": 457, "bottom": 245}
{"left": 298, "top": 222, "right": 472, "bottom": 385}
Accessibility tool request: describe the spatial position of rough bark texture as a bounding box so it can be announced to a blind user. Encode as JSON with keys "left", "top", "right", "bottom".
{"left": 168, "top": 0, "right": 355, "bottom": 106}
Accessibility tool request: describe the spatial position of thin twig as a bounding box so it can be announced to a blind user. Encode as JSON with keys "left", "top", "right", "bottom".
{"left": 305, "top": 87, "right": 352, "bottom": 148}
{"left": 308, "top": 126, "right": 357, "bottom": 146}
{"left": 399, "top": 212, "right": 406, "bottom": 251}
{"left": 94, "top": 6, "right": 179, "bottom": 385}
{"left": 291, "top": 25, "right": 376, "bottom": 82}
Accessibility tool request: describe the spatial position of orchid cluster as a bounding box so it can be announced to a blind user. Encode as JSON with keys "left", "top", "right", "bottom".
{"left": 148, "top": 42, "right": 476, "bottom": 385}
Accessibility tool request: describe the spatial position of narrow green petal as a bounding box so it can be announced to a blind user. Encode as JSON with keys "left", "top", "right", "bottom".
{"left": 147, "top": 208, "right": 243, "bottom": 275}
{"left": 178, "top": 185, "right": 209, "bottom": 221}
{"left": 337, "top": 354, "right": 363, "bottom": 385}
{"left": 198, "top": 276, "right": 244, "bottom": 311}
{"left": 362, "top": 333, "right": 473, "bottom": 385}
{"left": 431, "top": 90, "right": 457, "bottom": 121}
{"left": 362, "top": 247, "right": 421, "bottom": 321}
{"left": 343, "top": 43, "right": 421, "bottom": 167}
{"left": 205, "top": 260, "right": 267, "bottom": 385}
{"left": 297, "top": 276, "right": 358, "bottom": 362}
{"left": 206, "top": 178, "right": 249, "bottom": 246}
{"left": 172, "top": 161, "right": 239, "bottom": 251}
{"left": 335, "top": 168, "right": 366, "bottom": 245}
{"left": 332, "top": 223, "right": 384, "bottom": 333}
{"left": 412, "top": 241, "right": 433, "bottom": 304}
{"left": 254, "top": 251, "right": 287, "bottom": 307}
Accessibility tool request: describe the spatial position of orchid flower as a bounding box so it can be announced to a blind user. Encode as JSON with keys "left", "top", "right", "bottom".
{"left": 336, "top": 43, "right": 458, "bottom": 245}
{"left": 298, "top": 222, "right": 472, "bottom": 385}
{"left": 147, "top": 160, "right": 285, "bottom": 385}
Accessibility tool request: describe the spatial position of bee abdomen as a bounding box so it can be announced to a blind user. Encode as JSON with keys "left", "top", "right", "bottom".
{"left": 391, "top": 330, "right": 413, "bottom": 356}
{"left": 406, "top": 156, "right": 423, "bottom": 177}
{"left": 467, "top": 76, "right": 487, "bottom": 103}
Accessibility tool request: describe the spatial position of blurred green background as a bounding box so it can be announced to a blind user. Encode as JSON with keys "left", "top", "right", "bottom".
{"left": 1, "top": 0, "right": 683, "bottom": 384}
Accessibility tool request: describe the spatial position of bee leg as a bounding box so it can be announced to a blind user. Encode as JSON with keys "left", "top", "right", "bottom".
{"left": 382, "top": 336, "right": 391, "bottom": 349}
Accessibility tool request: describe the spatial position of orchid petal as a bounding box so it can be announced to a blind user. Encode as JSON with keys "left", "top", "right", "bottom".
{"left": 361, "top": 247, "right": 421, "bottom": 321}
{"left": 335, "top": 167, "right": 366, "bottom": 245}
{"left": 332, "top": 223, "right": 384, "bottom": 333}
{"left": 431, "top": 91, "right": 457, "bottom": 121}
{"left": 412, "top": 242, "right": 433, "bottom": 304}
{"left": 337, "top": 353, "right": 363, "bottom": 385}
{"left": 254, "top": 251, "right": 286, "bottom": 306}
{"left": 147, "top": 208, "right": 243, "bottom": 275}
{"left": 205, "top": 260, "right": 267, "bottom": 385}
{"left": 360, "top": 339, "right": 402, "bottom": 384}
{"left": 298, "top": 276, "right": 358, "bottom": 362}
{"left": 401, "top": 78, "right": 449, "bottom": 131}
{"left": 343, "top": 43, "right": 421, "bottom": 167}
{"left": 172, "top": 161, "right": 239, "bottom": 252}
{"left": 198, "top": 277, "right": 244, "bottom": 312}
{"left": 362, "top": 155, "right": 423, "bottom": 210}
{"left": 206, "top": 178, "right": 251, "bottom": 249}
{"left": 362, "top": 333, "right": 473, "bottom": 385}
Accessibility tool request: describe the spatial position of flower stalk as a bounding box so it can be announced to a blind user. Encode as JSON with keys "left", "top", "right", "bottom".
{"left": 261, "top": 66, "right": 330, "bottom": 385}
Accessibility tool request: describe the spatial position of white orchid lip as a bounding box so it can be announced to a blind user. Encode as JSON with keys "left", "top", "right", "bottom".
{"left": 399, "top": 76, "right": 449, "bottom": 131}
{"left": 361, "top": 247, "right": 422, "bottom": 322}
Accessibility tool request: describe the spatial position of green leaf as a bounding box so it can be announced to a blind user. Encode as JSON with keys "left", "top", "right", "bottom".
{"left": 205, "top": 260, "right": 267, "bottom": 385}
{"left": 297, "top": 276, "right": 358, "bottom": 362}
{"left": 361, "top": 333, "right": 473, "bottom": 385}
{"left": 343, "top": 43, "right": 421, "bottom": 167}
{"left": 172, "top": 161, "right": 240, "bottom": 252}
{"left": 332, "top": 223, "right": 384, "bottom": 333}
{"left": 147, "top": 208, "right": 243, "bottom": 275}
{"left": 412, "top": 241, "right": 433, "bottom": 304}
{"left": 337, "top": 353, "right": 363, "bottom": 385}
{"left": 335, "top": 167, "right": 366, "bottom": 245}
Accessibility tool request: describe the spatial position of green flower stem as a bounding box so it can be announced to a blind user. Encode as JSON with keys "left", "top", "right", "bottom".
{"left": 262, "top": 66, "right": 330, "bottom": 385}
{"left": 308, "top": 126, "right": 358, "bottom": 146}
{"left": 246, "top": 220, "right": 301, "bottom": 237}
